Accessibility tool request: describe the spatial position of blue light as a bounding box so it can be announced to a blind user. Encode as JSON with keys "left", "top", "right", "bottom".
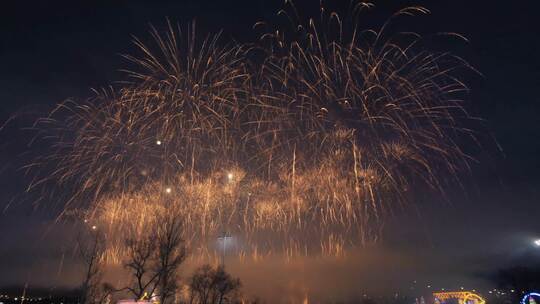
{"left": 521, "top": 293, "right": 540, "bottom": 304}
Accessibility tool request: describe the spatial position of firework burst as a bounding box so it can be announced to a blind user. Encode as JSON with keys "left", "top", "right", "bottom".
{"left": 28, "top": 2, "right": 481, "bottom": 259}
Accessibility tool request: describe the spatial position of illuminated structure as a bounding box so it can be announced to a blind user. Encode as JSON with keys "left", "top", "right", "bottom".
{"left": 433, "top": 292, "right": 486, "bottom": 304}
{"left": 521, "top": 293, "right": 540, "bottom": 304}
{"left": 116, "top": 291, "right": 159, "bottom": 304}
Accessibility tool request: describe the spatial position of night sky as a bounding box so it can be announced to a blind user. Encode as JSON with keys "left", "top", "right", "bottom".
{"left": 1, "top": 0, "right": 539, "bottom": 301}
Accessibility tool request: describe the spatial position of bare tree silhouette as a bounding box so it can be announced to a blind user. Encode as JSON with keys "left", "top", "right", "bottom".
{"left": 189, "top": 264, "right": 241, "bottom": 304}
{"left": 122, "top": 214, "right": 187, "bottom": 303}
{"left": 78, "top": 228, "right": 112, "bottom": 304}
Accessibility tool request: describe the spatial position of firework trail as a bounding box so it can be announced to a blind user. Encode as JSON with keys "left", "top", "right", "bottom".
{"left": 27, "top": 2, "right": 480, "bottom": 260}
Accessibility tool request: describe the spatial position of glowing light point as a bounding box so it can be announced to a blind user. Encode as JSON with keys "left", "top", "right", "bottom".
{"left": 534, "top": 239, "right": 540, "bottom": 247}
{"left": 156, "top": 140, "right": 162, "bottom": 145}
{"left": 165, "top": 187, "right": 172, "bottom": 194}
{"left": 91, "top": 225, "right": 97, "bottom": 230}
{"left": 227, "top": 172, "right": 234, "bottom": 181}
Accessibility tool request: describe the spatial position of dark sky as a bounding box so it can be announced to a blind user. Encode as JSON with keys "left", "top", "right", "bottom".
{"left": 1, "top": 0, "right": 540, "bottom": 301}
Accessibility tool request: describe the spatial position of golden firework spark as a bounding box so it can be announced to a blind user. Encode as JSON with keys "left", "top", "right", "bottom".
{"left": 27, "top": 3, "right": 481, "bottom": 259}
